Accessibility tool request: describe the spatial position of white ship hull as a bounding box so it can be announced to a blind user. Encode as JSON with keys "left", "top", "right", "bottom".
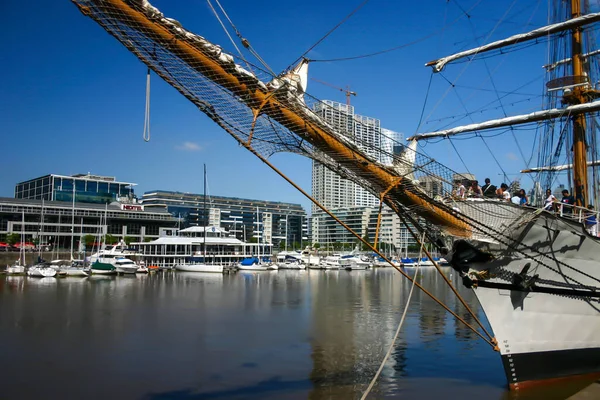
{"left": 277, "top": 263, "right": 305, "bottom": 270}
{"left": 115, "top": 265, "right": 138, "bottom": 274}
{"left": 238, "top": 264, "right": 269, "bottom": 271}
{"left": 175, "top": 263, "right": 224, "bottom": 273}
{"left": 474, "top": 273, "right": 600, "bottom": 389}
{"left": 451, "top": 213, "right": 600, "bottom": 388}
{"left": 62, "top": 267, "right": 90, "bottom": 277}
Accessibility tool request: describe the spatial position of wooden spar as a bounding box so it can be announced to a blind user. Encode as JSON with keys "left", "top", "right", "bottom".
{"left": 425, "top": 12, "right": 600, "bottom": 72}
{"left": 76, "top": 0, "right": 471, "bottom": 237}
{"left": 570, "top": 0, "right": 589, "bottom": 206}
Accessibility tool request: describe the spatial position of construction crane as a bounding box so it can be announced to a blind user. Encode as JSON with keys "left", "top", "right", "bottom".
{"left": 310, "top": 78, "right": 357, "bottom": 105}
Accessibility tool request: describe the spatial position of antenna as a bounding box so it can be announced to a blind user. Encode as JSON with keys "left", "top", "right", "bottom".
{"left": 310, "top": 77, "right": 357, "bottom": 105}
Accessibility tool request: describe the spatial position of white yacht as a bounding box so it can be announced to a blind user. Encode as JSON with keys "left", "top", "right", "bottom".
{"left": 339, "top": 255, "right": 371, "bottom": 270}
{"left": 113, "top": 257, "right": 139, "bottom": 274}
{"left": 320, "top": 255, "right": 341, "bottom": 270}
{"left": 275, "top": 253, "right": 305, "bottom": 270}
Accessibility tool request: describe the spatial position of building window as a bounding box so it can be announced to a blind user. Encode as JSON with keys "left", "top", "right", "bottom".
{"left": 62, "top": 179, "right": 73, "bottom": 192}
{"left": 76, "top": 180, "right": 85, "bottom": 193}
{"left": 87, "top": 181, "right": 98, "bottom": 193}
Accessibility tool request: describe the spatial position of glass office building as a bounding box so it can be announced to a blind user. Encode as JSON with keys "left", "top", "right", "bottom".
{"left": 15, "top": 173, "right": 136, "bottom": 204}
{"left": 141, "top": 190, "right": 308, "bottom": 248}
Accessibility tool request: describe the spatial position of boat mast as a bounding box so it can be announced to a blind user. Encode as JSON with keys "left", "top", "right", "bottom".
{"left": 203, "top": 164, "right": 207, "bottom": 261}
{"left": 70, "top": 185, "right": 76, "bottom": 260}
{"left": 569, "top": 0, "right": 589, "bottom": 206}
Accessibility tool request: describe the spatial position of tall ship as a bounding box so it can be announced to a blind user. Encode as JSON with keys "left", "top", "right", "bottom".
{"left": 73, "top": 0, "right": 600, "bottom": 389}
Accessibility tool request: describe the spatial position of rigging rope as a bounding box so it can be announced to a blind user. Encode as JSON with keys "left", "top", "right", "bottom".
{"left": 360, "top": 234, "right": 424, "bottom": 400}
{"left": 288, "top": 0, "right": 371, "bottom": 69}
{"left": 143, "top": 68, "right": 151, "bottom": 142}
{"left": 206, "top": 0, "right": 255, "bottom": 74}
{"left": 211, "top": 0, "right": 275, "bottom": 76}
{"left": 309, "top": 0, "right": 484, "bottom": 63}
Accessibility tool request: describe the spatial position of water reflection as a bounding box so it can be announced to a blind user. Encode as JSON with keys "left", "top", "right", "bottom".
{"left": 0, "top": 269, "right": 590, "bottom": 399}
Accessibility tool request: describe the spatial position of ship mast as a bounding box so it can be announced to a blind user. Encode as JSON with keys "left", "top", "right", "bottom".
{"left": 569, "top": 0, "right": 588, "bottom": 206}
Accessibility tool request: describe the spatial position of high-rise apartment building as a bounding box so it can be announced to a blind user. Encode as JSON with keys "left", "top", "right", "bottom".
{"left": 311, "top": 100, "right": 404, "bottom": 248}
{"left": 311, "top": 101, "right": 402, "bottom": 212}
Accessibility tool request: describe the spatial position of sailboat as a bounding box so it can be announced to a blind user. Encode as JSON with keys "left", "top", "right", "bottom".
{"left": 6, "top": 211, "right": 27, "bottom": 275}
{"left": 89, "top": 204, "right": 117, "bottom": 275}
{"left": 74, "top": 0, "right": 600, "bottom": 389}
{"left": 174, "top": 164, "right": 224, "bottom": 273}
{"left": 237, "top": 207, "right": 270, "bottom": 271}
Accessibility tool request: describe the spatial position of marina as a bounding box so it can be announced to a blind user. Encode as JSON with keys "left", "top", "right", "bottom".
{"left": 68, "top": 0, "right": 600, "bottom": 391}
{"left": 1, "top": 268, "right": 595, "bottom": 400}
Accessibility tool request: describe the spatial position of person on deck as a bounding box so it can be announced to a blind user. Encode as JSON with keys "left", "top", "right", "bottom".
{"left": 481, "top": 178, "right": 497, "bottom": 198}
{"left": 497, "top": 183, "right": 510, "bottom": 201}
{"left": 544, "top": 189, "right": 557, "bottom": 211}
{"left": 585, "top": 205, "right": 597, "bottom": 236}
{"left": 560, "top": 189, "right": 576, "bottom": 215}
{"left": 518, "top": 189, "right": 529, "bottom": 206}
{"left": 456, "top": 181, "right": 466, "bottom": 199}
{"left": 468, "top": 180, "right": 483, "bottom": 198}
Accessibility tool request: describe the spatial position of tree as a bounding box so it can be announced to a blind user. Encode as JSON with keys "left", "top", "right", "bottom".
{"left": 6, "top": 233, "right": 20, "bottom": 247}
{"left": 144, "top": 237, "right": 153, "bottom": 242}
{"left": 83, "top": 234, "right": 96, "bottom": 247}
{"left": 123, "top": 236, "right": 134, "bottom": 246}
{"left": 104, "top": 234, "right": 118, "bottom": 245}
{"left": 361, "top": 227, "right": 371, "bottom": 251}
{"left": 313, "top": 242, "right": 320, "bottom": 249}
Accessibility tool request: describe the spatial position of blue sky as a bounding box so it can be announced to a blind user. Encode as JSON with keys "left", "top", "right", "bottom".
{"left": 1, "top": 0, "right": 573, "bottom": 212}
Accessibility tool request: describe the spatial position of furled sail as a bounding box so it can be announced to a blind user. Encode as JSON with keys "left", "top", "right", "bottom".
{"left": 408, "top": 101, "right": 600, "bottom": 141}
{"left": 426, "top": 12, "right": 600, "bottom": 72}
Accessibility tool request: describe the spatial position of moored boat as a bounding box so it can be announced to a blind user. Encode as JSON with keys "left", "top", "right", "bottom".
{"left": 237, "top": 257, "right": 270, "bottom": 271}
{"left": 136, "top": 264, "right": 149, "bottom": 273}
{"left": 113, "top": 257, "right": 139, "bottom": 274}
{"left": 6, "top": 264, "right": 26, "bottom": 275}
{"left": 27, "top": 264, "right": 57, "bottom": 278}
{"left": 90, "top": 261, "right": 116, "bottom": 275}
{"left": 175, "top": 258, "right": 224, "bottom": 273}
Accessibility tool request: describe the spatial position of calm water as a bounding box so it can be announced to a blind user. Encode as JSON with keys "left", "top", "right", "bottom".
{"left": 0, "top": 269, "right": 591, "bottom": 399}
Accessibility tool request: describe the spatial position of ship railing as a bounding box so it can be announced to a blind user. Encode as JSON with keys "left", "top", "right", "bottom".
{"left": 555, "top": 203, "right": 599, "bottom": 236}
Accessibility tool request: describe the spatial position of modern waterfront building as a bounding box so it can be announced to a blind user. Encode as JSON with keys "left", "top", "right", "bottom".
{"left": 15, "top": 173, "right": 136, "bottom": 204}
{"left": 134, "top": 225, "right": 273, "bottom": 268}
{"left": 311, "top": 206, "right": 415, "bottom": 254}
{"left": 140, "top": 190, "right": 308, "bottom": 248}
{"left": 0, "top": 197, "right": 177, "bottom": 251}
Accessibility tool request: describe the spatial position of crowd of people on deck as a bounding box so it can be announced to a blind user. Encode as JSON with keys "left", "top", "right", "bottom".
{"left": 451, "top": 178, "right": 598, "bottom": 236}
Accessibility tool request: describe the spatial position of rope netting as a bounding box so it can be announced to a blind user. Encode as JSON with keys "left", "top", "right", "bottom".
{"left": 73, "top": 0, "right": 543, "bottom": 253}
